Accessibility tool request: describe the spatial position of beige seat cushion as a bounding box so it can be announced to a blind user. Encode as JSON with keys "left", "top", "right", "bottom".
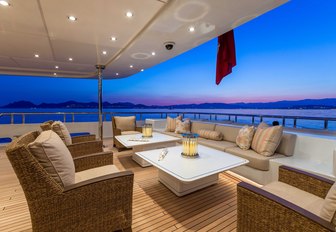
{"left": 262, "top": 181, "right": 324, "bottom": 218}
{"left": 28, "top": 130, "right": 75, "bottom": 187}
{"left": 191, "top": 122, "right": 216, "bottom": 134}
{"left": 198, "top": 138, "right": 237, "bottom": 151}
{"left": 251, "top": 122, "right": 283, "bottom": 156}
{"left": 225, "top": 147, "right": 284, "bottom": 171}
{"left": 51, "top": 121, "right": 72, "bottom": 145}
{"left": 275, "top": 133, "right": 297, "bottom": 156}
{"left": 320, "top": 182, "right": 336, "bottom": 225}
{"left": 75, "top": 165, "right": 120, "bottom": 183}
{"left": 165, "top": 116, "right": 182, "bottom": 132}
{"left": 236, "top": 125, "right": 255, "bottom": 150}
{"left": 121, "top": 131, "right": 141, "bottom": 135}
{"left": 159, "top": 131, "right": 183, "bottom": 139}
{"left": 175, "top": 119, "right": 191, "bottom": 134}
{"left": 114, "top": 116, "right": 136, "bottom": 132}
{"left": 215, "top": 125, "right": 240, "bottom": 143}
{"left": 198, "top": 129, "right": 223, "bottom": 141}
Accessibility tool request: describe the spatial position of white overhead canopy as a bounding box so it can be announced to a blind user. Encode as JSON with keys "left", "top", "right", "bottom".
{"left": 0, "top": 0, "right": 288, "bottom": 79}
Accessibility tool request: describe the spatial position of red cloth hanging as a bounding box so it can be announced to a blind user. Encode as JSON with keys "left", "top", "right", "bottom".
{"left": 216, "top": 30, "right": 236, "bottom": 85}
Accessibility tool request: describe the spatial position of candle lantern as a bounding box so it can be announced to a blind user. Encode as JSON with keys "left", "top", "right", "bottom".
{"left": 142, "top": 123, "right": 153, "bottom": 138}
{"left": 181, "top": 133, "right": 199, "bottom": 158}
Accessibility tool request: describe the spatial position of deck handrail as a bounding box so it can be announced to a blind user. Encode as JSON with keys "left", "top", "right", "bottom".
{"left": 0, "top": 111, "right": 335, "bottom": 130}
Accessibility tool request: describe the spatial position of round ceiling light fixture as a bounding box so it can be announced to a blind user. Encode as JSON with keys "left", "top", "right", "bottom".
{"left": 131, "top": 52, "right": 151, "bottom": 60}
{"left": 130, "top": 65, "right": 133, "bottom": 68}
{"left": 0, "top": 1, "right": 10, "bottom": 6}
{"left": 141, "top": 69, "right": 144, "bottom": 72}
{"left": 111, "top": 36, "right": 117, "bottom": 41}
{"left": 34, "top": 54, "right": 39, "bottom": 58}
{"left": 67, "top": 15, "right": 77, "bottom": 21}
{"left": 102, "top": 51, "right": 107, "bottom": 55}
{"left": 53, "top": 73, "right": 57, "bottom": 76}
{"left": 68, "top": 57, "right": 73, "bottom": 61}
{"left": 116, "top": 73, "right": 119, "bottom": 76}
{"left": 174, "top": 2, "right": 209, "bottom": 22}
{"left": 55, "top": 65, "right": 59, "bottom": 69}
{"left": 151, "top": 52, "right": 156, "bottom": 56}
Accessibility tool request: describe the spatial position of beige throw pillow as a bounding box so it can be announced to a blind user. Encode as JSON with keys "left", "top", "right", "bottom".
{"left": 175, "top": 119, "right": 191, "bottom": 134}
{"left": 236, "top": 125, "right": 255, "bottom": 150}
{"left": 198, "top": 129, "right": 223, "bottom": 141}
{"left": 28, "top": 130, "right": 75, "bottom": 187}
{"left": 251, "top": 122, "right": 283, "bottom": 156}
{"left": 114, "top": 116, "right": 136, "bottom": 131}
{"left": 165, "top": 115, "right": 182, "bottom": 132}
{"left": 320, "top": 183, "right": 336, "bottom": 225}
{"left": 51, "top": 121, "right": 72, "bottom": 145}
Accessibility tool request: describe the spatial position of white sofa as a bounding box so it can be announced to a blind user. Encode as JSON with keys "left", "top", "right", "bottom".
{"left": 147, "top": 119, "right": 336, "bottom": 185}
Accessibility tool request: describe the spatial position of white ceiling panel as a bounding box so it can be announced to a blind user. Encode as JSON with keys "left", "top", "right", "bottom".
{"left": 0, "top": 31, "right": 53, "bottom": 59}
{"left": 0, "top": 0, "right": 47, "bottom": 35}
{"left": 51, "top": 39, "right": 98, "bottom": 65}
{"left": 13, "top": 57, "right": 95, "bottom": 73}
{"left": 40, "top": 0, "right": 163, "bottom": 47}
{"left": 0, "top": 56, "right": 19, "bottom": 67}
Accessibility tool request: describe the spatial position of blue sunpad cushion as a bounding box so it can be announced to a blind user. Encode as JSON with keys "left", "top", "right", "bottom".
{"left": 70, "top": 132, "right": 90, "bottom": 137}
{"left": 0, "top": 137, "right": 12, "bottom": 143}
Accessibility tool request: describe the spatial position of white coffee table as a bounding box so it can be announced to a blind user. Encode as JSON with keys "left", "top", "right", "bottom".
{"left": 115, "top": 132, "right": 181, "bottom": 167}
{"left": 135, "top": 145, "right": 248, "bottom": 196}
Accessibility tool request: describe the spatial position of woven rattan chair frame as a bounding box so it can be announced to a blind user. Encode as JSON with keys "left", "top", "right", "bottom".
{"left": 237, "top": 165, "right": 335, "bottom": 232}
{"left": 5, "top": 131, "right": 134, "bottom": 231}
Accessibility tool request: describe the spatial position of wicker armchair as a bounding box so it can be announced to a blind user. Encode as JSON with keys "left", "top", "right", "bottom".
{"left": 40, "top": 120, "right": 96, "bottom": 143}
{"left": 112, "top": 116, "right": 142, "bottom": 151}
{"left": 6, "top": 131, "right": 134, "bottom": 231}
{"left": 237, "top": 165, "right": 335, "bottom": 232}
{"left": 40, "top": 120, "right": 102, "bottom": 155}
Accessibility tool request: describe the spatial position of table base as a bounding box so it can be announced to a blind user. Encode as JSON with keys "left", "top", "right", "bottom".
{"left": 158, "top": 170, "right": 218, "bottom": 196}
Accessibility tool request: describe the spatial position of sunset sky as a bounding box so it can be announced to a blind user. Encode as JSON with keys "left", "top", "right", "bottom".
{"left": 0, "top": 0, "right": 335, "bottom": 106}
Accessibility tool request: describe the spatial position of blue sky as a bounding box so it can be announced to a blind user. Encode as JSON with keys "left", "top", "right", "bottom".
{"left": 0, "top": 0, "right": 335, "bottom": 106}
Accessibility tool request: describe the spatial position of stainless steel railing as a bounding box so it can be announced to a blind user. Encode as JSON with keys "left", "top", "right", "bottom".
{"left": 0, "top": 111, "right": 335, "bottom": 131}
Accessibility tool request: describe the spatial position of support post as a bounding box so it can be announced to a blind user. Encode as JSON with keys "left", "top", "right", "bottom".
{"left": 324, "top": 119, "right": 328, "bottom": 130}
{"left": 96, "top": 65, "right": 105, "bottom": 140}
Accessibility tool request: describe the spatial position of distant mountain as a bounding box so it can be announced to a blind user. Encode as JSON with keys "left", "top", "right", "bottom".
{"left": 232, "top": 98, "right": 336, "bottom": 109}
{"left": 1, "top": 100, "right": 151, "bottom": 109}
{"left": 2, "top": 98, "right": 336, "bottom": 109}
{"left": 3, "top": 100, "right": 37, "bottom": 108}
{"left": 38, "top": 101, "right": 98, "bottom": 108}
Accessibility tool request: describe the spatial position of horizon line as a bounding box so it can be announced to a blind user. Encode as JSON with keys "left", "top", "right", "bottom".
{"left": 1, "top": 97, "right": 335, "bottom": 107}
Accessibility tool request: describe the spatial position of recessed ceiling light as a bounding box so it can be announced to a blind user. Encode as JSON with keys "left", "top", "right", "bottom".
{"left": 53, "top": 73, "right": 57, "bottom": 76}
{"left": 189, "top": 26, "right": 195, "bottom": 32}
{"left": 126, "top": 11, "right": 133, "bottom": 18}
{"left": 68, "top": 57, "right": 73, "bottom": 61}
{"left": 130, "top": 65, "right": 133, "bottom": 68}
{"left": 55, "top": 65, "right": 59, "bottom": 69}
{"left": 68, "top": 15, "right": 77, "bottom": 21}
{"left": 116, "top": 73, "right": 119, "bottom": 76}
{"left": 111, "top": 36, "right": 117, "bottom": 41}
{"left": 34, "top": 54, "right": 39, "bottom": 58}
{"left": 141, "top": 69, "right": 144, "bottom": 72}
{"left": 0, "top": 1, "right": 10, "bottom": 6}
{"left": 102, "top": 51, "right": 107, "bottom": 55}
{"left": 151, "top": 52, "right": 156, "bottom": 56}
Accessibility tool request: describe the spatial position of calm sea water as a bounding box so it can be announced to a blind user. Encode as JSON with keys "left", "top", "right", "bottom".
{"left": 1, "top": 108, "right": 336, "bottom": 131}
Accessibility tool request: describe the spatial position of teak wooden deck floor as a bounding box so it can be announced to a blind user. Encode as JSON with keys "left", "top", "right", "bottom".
{"left": 0, "top": 141, "right": 241, "bottom": 232}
